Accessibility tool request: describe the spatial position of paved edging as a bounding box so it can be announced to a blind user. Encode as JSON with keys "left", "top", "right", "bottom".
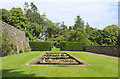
{"left": 84, "top": 51, "right": 120, "bottom": 60}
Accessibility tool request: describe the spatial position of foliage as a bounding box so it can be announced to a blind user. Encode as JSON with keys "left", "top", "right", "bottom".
{"left": 0, "top": 9, "right": 11, "bottom": 23}
{"left": 103, "top": 25, "right": 119, "bottom": 31}
{"left": 44, "top": 20, "right": 58, "bottom": 38}
{"left": 11, "top": 49, "right": 17, "bottom": 55}
{"left": 54, "top": 36, "right": 65, "bottom": 43}
{"left": 2, "top": 32, "right": 11, "bottom": 56}
{"left": 24, "top": 47, "right": 29, "bottom": 52}
{"left": 60, "top": 42, "right": 85, "bottom": 51}
{"left": 24, "top": 30, "right": 34, "bottom": 40}
{"left": 7, "top": 7, "right": 28, "bottom": 30}
{"left": 56, "top": 43, "right": 61, "bottom": 48}
{"left": 10, "top": 42, "right": 17, "bottom": 54}
{"left": 29, "top": 41, "right": 52, "bottom": 51}
{"left": 1, "top": 3, "right": 119, "bottom": 47}
{"left": 85, "top": 22, "right": 94, "bottom": 35}
{"left": 73, "top": 15, "right": 85, "bottom": 30}
{"left": 29, "top": 23, "right": 43, "bottom": 37}
{"left": 67, "top": 28, "right": 92, "bottom": 45}
{"left": 89, "top": 27, "right": 119, "bottom": 46}
{"left": 61, "top": 22, "right": 67, "bottom": 30}
{"left": 24, "top": 2, "right": 38, "bottom": 23}
{"left": 103, "top": 25, "right": 119, "bottom": 45}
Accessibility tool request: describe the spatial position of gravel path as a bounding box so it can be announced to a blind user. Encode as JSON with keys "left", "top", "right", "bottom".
{"left": 84, "top": 51, "right": 120, "bottom": 60}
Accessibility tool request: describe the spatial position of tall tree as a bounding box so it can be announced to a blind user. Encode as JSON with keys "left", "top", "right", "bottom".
{"left": 88, "top": 29, "right": 117, "bottom": 46}
{"left": 103, "top": 25, "right": 119, "bottom": 45}
{"left": 61, "top": 22, "right": 67, "bottom": 30}
{"left": 85, "top": 22, "right": 94, "bottom": 35}
{"left": 29, "top": 23, "right": 43, "bottom": 37}
{"left": 67, "top": 28, "right": 92, "bottom": 45}
{"left": 73, "top": 15, "right": 85, "bottom": 30}
{"left": 24, "top": 2, "right": 39, "bottom": 23}
{"left": 7, "top": 7, "right": 28, "bottom": 30}
{"left": 0, "top": 9, "right": 11, "bottom": 23}
{"left": 44, "top": 20, "right": 56, "bottom": 38}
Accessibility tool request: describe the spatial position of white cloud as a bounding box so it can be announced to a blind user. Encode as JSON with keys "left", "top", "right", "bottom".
{"left": 35, "top": 1, "right": 118, "bottom": 29}
{"left": 0, "top": 0, "right": 118, "bottom": 29}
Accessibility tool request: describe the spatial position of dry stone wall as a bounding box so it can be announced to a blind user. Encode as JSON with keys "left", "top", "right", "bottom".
{"left": 85, "top": 46, "right": 120, "bottom": 57}
{"left": 1, "top": 20, "right": 30, "bottom": 53}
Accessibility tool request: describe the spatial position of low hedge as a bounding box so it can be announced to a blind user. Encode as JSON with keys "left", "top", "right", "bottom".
{"left": 60, "top": 42, "right": 85, "bottom": 51}
{"left": 29, "top": 41, "right": 52, "bottom": 51}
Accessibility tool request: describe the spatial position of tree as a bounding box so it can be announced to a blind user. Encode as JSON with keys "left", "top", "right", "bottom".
{"left": 73, "top": 15, "right": 85, "bottom": 30}
{"left": 88, "top": 29, "right": 117, "bottom": 46}
{"left": 69, "top": 26, "right": 72, "bottom": 30}
{"left": 23, "top": 2, "right": 46, "bottom": 37}
{"left": 103, "top": 25, "right": 119, "bottom": 45}
{"left": 29, "top": 23, "right": 43, "bottom": 37}
{"left": 0, "top": 9, "right": 11, "bottom": 23}
{"left": 54, "top": 36, "right": 65, "bottom": 43}
{"left": 67, "top": 28, "right": 92, "bottom": 45}
{"left": 24, "top": 31, "right": 34, "bottom": 40}
{"left": 24, "top": 2, "right": 40, "bottom": 23}
{"left": 61, "top": 22, "right": 67, "bottom": 30}
{"left": 7, "top": 7, "right": 28, "bottom": 30}
{"left": 85, "top": 22, "right": 94, "bottom": 35}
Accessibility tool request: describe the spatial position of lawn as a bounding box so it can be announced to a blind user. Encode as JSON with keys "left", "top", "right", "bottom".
{"left": 1, "top": 49, "right": 118, "bottom": 77}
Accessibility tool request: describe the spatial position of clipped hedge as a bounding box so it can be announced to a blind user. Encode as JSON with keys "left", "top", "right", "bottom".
{"left": 60, "top": 42, "right": 85, "bottom": 51}
{"left": 29, "top": 41, "right": 52, "bottom": 51}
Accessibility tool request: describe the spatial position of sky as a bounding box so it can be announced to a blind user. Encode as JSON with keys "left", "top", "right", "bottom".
{"left": 0, "top": 0, "right": 119, "bottom": 29}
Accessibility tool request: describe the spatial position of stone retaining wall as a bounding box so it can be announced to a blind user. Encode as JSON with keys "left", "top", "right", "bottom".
{"left": 1, "top": 20, "right": 30, "bottom": 53}
{"left": 85, "top": 46, "right": 120, "bottom": 57}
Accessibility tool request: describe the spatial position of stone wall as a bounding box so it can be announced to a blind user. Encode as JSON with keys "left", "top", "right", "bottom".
{"left": 1, "top": 20, "right": 30, "bottom": 53}
{"left": 85, "top": 46, "right": 120, "bottom": 57}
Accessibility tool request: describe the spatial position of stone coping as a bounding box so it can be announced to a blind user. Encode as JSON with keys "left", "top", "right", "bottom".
{"left": 26, "top": 52, "right": 90, "bottom": 66}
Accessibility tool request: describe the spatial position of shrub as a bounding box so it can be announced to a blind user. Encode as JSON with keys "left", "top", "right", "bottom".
{"left": 29, "top": 41, "right": 52, "bottom": 51}
{"left": 24, "top": 47, "right": 30, "bottom": 52}
{"left": 52, "top": 41, "right": 57, "bottom": 47}
{"left": 2, "top": 31, "right": 11, "bottom": 56}
{"left": 24, "top": 31, "right": 34, "bottom": 41}
{"left": 10, "top": 42, "right": 18, "bottom": 54}
{"left": 11, "top": 49, "right": 17, "bottom": 55}
{"left": 51, "top": 43, "right": 54, "bottom": 48}
{"left": 54, "top": 36, "right": 65, "bottom": 43}
{"left": 60, "top": 42, "right": 85, "bottom": 51}
{"left": 56, "top": 43, "right": 60, "bottom": 48}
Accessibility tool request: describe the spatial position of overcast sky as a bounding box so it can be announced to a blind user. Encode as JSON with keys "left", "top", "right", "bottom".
{"left": 0, "top": 0, "right": 119, "bottom": 29}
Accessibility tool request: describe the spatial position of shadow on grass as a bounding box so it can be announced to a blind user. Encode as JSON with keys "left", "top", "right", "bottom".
{"left": 1, "top": 69, "right": 118, "bottom": 79}
{"left": 2, "top": 69, "right": 35, "bottom": 77}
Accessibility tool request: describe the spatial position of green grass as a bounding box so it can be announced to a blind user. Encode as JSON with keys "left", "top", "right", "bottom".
{"left": 1, "top": 50, "right": 118, "bottom": 77}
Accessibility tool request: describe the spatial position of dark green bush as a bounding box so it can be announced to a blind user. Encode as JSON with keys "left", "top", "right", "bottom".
{"left": 24, "top": 31, "right": 34, "bottom": 41}
{"left": 10, "top": 42, "right": 18, "bottom": 54}
{"left": 56, "top": 43, "right": 60, "bottom": 48}
{"left": 24, "top": 47, "right": 30, "bottom": 52}
{"left": 11, "top": 49, "right": 17, "bottom": 55}
{"left": 29, "top": 41, "right": 52, "bottom": 51}
{"left": 2, "top": 31, "right": 11, "bottom": 56}
{"left": 60, "top": 42, "right": 85, "bottom": 51}
{"left": 51, "top": 42, "right": 54, "bottom": 48}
